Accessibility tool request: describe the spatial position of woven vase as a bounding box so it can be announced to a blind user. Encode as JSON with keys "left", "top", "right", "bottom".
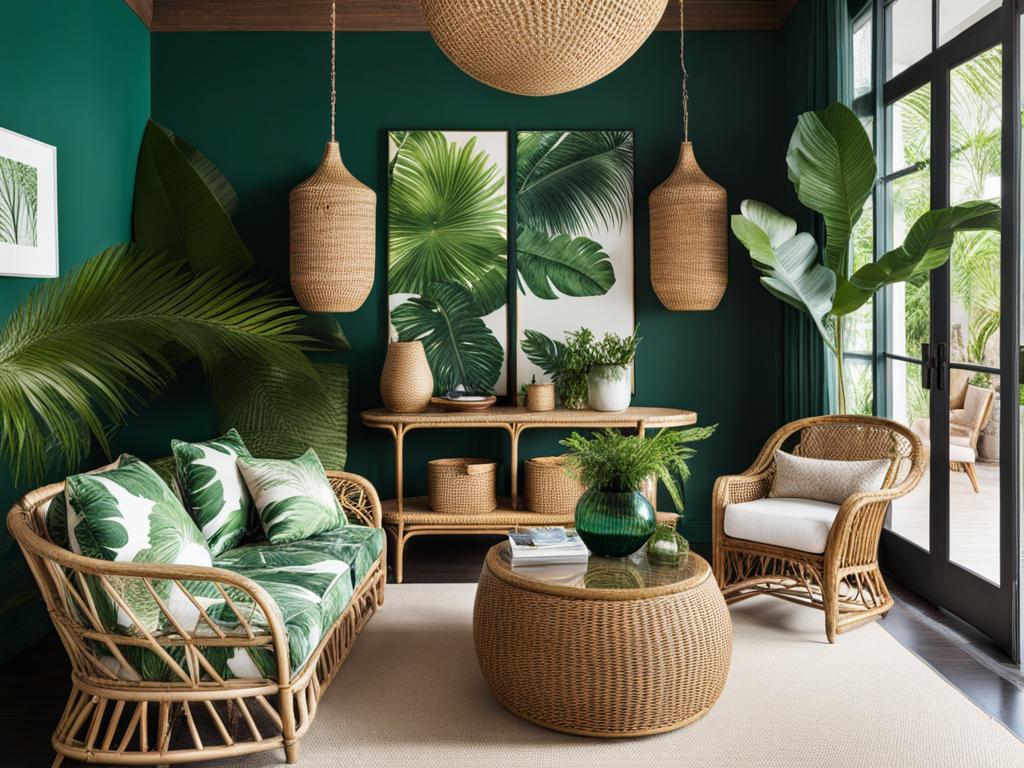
{"left": 649, "top": 142, "right": 728, "bottom": 311}
{"left": 380, "top": 341, "right": 433, "bottom": 413}
{"left": 419, "top": 0, "right": 667, "bottom": 96}
{"left": 289, "top": 141, "right": 376, "bottom": 312}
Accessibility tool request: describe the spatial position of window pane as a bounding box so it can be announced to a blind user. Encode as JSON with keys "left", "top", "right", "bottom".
{"left": 887, "top": 358, "right": 929, "bottom": 550}
{"left": 843, "top": 357, "right": 874, "bottom": 416}
{"left": 890, "top": 83, "right": 931, "bottom": 172}
{"left": 846, "top": 194, "right": 874, "bottom": 356}
{"left": 888, "top": 85, "right": 932, "bottom": 360}
{"left": 853, "top": 14, "right": 873, "bottom": 99}
{"left": 948, "top": 371, "right": 1000, "bottom": 584}
{"left": 939, "top": 0, "right": 1001, "bottom": 46}
{"left": 949, "top": 47, "right": 1002, "bottom": 369}
{"left": 888, "top": 0, "right": 931, "bottom": 78}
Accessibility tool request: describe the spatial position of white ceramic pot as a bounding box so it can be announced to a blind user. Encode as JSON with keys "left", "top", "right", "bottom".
{"left": 587, "top": 364, "right": 631, "bottom": 412}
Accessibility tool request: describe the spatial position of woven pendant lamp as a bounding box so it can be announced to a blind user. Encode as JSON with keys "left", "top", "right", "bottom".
{"left": 290, "top": 1, "right": 376, "bottom": 312}
{"left": 649, "top": 0, "right": 727, "bottom": 311}
{"left": 419, "top": 0, "right": 668, "bottom": 96}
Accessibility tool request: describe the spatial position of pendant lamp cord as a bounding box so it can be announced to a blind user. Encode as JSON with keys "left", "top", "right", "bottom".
{"left": 330, "top": 0, "right": 337, "bottom": 142}
{"left": 680, "top": 0, "right": 689, "bottom": 142}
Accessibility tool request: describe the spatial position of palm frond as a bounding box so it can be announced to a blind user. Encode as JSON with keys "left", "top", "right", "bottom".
{"left": 516, "top": 130, "right": 633, "bottom": 237}
{"left": 387, "top": 131, "right": 508, "bottom": 299}
{"left": 0, "top": 243, "right": 315, "bottom": 484}
{"left": 212, "top": 361, "right": 347, "bottom": 470}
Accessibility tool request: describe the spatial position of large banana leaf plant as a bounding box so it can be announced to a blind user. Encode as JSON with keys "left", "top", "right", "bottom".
{"left": 731, "top": 102, "right": 1000, "bottom": 413}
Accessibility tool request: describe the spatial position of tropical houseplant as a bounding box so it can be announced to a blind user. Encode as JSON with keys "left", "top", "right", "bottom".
{"left": 731, "top": 102, "right": 1000, "bottom": 413}
{"left": 0, "top": 122, "right": 351, "bottom": 486}
{"left": 560, "top": 425, "right": 716, "bottom": 557}
{"left": 587, "top": 326, "right": 640, "bottom": 412}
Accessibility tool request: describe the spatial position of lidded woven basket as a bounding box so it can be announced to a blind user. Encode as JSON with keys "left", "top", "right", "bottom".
{"left": 419, "top": 0, "right": 668, "bottom": 96}
{"left": 290, "top": 141, "right": 376, "bottom": 312}
{"left": 524, "top": 456, "right": 585, "bottom": 516}
{"left": 428, "top": 458, "right": 498, "bottom": 514}
{"left": 649, "top": 142, "right": 728, "bottom": 310}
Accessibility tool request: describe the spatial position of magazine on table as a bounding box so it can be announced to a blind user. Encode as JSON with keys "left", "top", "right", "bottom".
{"left": 508, "top": 526, "right": 590, "bottom": 565}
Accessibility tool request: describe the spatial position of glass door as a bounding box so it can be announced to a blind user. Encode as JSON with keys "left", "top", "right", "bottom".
{"left": 874, "top": 0, "right": 1018, "bottom": 657}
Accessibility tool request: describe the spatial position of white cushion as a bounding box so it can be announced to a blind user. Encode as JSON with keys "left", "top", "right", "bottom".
{"left": 724, "top": 498, "right": 841, "bottom": 554}
{"left": 911, "top": 420, "right": 976, "bottom": 463}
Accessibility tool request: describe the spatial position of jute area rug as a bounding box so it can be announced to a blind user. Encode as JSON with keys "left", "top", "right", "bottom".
{"left": 196, "top": 583, "right": 1024, "bottom": 768}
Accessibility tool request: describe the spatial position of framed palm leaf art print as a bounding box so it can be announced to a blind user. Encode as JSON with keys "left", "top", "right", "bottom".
{"left": 387, "top": 130, "right": 509, "bottom": 396}
{"left": 515, "top": 130, "right": 635, "bottom": 392}
{"left": 0, "top": 126, "right": 58, "bottom": 278}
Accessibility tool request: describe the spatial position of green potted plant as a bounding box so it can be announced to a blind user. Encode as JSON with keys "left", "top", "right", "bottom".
{"left": 731, "top": 102, "right": 1000, "bottom": 413}
{"left": 587, "top": 327, "right": 640, "bottom": 412}
{"left": 560, "top": 425, "right": 716, "bottom": 558}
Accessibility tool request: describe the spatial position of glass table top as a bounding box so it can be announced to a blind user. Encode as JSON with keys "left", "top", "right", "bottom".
{"left": 494, "top": 541, "right": 705, "bottom": 592}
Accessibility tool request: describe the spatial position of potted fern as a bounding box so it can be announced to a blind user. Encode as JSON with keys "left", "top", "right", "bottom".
{"left": 587, "top": 327, "right": 640, "bottom": 412}
{"left": 560, "top": 425, "right": 716, "bottom": 558}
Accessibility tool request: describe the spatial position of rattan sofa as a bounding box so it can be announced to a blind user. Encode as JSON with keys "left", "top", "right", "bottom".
{"left": 712, "top": 415, "right": 925, "bottom": 643}
{"left": 7, "top": 466, "right": 385, "bottom": 766}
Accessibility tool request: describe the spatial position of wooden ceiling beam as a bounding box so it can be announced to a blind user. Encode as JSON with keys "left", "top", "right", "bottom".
{"left": 123, "top": 0, "right": 154, "bottom": 28}
{"left": 149, "top": 0, "right": 798, "bottom": 33}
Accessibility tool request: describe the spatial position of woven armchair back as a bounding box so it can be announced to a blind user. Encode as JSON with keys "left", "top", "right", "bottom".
{"left": 758, "top": 415, "right": 924, "bottom": 497}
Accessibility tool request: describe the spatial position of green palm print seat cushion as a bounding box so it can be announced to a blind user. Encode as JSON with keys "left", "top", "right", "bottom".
{"left": 237, "top": 449, "right": 347, "bottom": 545}
{"left": 63, "top": 455, "right": 213, "bottom": 634}
{"left": 172, "top": 429, "right": 255, "bottom": 556}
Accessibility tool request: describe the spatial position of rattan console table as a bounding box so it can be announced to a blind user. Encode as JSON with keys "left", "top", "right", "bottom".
{"left": 361, "top": 406, "right": 697, "bottom": 582}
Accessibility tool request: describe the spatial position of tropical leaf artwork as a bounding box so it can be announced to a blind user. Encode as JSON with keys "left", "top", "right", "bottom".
{"left": 0, "top": 154, "right": 38, "bottom": 247}
{"left": 514, "top": 130, "right": 636, "bottom": 395}
{"left": 387, "top": 131, "right": 509, "bottom": 395}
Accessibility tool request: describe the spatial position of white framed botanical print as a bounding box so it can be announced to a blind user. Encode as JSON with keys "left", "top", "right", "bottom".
{"left": 0, "top": 126, "right": 58, "bottom": 278}
{"left": 387, "top": 130, "right": 510, "bottom": 396}
{"left": 514, "top": 130, "right": 635, "bottom": 392}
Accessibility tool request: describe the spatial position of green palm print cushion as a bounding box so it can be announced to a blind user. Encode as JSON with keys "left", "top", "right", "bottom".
{"left": 172, "top": 429, "right": 254, "bottom": 555}
{"left": 64, "top": 455, "right": 213, "bottom": 633}
{"left": 237, "top": 449, "right": 347, "bottom": 545}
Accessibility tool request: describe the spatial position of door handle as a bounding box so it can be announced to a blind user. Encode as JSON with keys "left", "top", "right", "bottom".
{"left": 936, "top": 343, "right": 947, "bottom": 391}
{"left": 921, "top": 343, "right": 932, "bottom": 389}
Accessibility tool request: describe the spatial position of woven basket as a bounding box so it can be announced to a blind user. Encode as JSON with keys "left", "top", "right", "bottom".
{"left": 524, "top": 456, "right": 585, "bottom": 515}
{"left": 525, "top": 383, "right": 555, "bottom": 412}
{"left": 649, "top": 142, "right": 728, "bottom": 311}
{"left": 429, "top": 458, "right": 498, "bottom": 514}
{"left": 290, "top": 141, "right": 376, "bottom": 312}
{"left": 419, "top": 0, "right": 668, "bottom": 96}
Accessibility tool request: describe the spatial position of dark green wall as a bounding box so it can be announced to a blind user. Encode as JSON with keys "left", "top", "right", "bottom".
{"left": 150, "top": 30, "right": 788, "bottom": 542}
{"left": 0, "top": 0, "right": 151, "bottom": 659}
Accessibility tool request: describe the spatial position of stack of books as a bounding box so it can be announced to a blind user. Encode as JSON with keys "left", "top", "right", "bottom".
{"left": 508, "top": 526, "right": 589, "bottom": 566}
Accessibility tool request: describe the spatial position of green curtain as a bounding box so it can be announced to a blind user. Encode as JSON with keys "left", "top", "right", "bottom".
{"left": 782, "top": 0, "right": 853, "bottom": 421}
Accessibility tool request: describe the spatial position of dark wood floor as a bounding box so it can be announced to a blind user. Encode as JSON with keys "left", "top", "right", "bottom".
{"left": 2, "top": 536, "right": 1021, "bottom": 766}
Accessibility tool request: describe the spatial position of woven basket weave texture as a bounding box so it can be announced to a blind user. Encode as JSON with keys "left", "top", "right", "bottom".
{"left": 420, "top": 0, "right": 668, "bottom": 96}
{"left": 524, "top": 456, "right": 585, "bottom": 515}
{"left": 380, "top": 341, "right": 434, "bottom": 413}
{"left": 649, "top": 142, "right": 728, "bottom": 310}
{"left": 429, "top": 458, "right": 498, "bottom": 514}
{"left": 290, "top": 141, "right": 376, "bottom": 312}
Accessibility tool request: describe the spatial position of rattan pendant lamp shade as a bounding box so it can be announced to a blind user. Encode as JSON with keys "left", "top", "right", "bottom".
{"left": 649, "top": 0, "right": 727, "bottom": 311}
{"left": 419, "top": 0, "right": 668, "bottom": 96}
{"left": 290, "top": 1, "right": 376, "bottom": 312}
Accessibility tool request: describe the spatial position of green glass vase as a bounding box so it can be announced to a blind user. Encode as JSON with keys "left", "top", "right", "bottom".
{"left": 574, "top": 489, "right": 656, "bottom": 558}
{"left": 645, "top": 522, "right": 690, "bottom": 565}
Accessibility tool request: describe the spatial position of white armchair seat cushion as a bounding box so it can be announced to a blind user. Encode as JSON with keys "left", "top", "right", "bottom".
{"left": 724, "top": 497, "right": 841, "bottom": 554}
{"left": 910, "top": 420, "right": 976, "bottom": 463}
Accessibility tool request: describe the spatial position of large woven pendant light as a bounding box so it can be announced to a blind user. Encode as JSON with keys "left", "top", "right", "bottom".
{"left": 290, "top": 1, "right": 376, "bottom": 312}
{"left": 649, "top": 0, "right": 727, "bottom": 311}
{"left": 419, "top": 0, "right": 668, "bottom": 96}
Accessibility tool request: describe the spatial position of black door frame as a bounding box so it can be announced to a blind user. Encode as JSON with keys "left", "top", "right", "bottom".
{"left": 871, "top": 1, "right": 1020, "bottom": 658}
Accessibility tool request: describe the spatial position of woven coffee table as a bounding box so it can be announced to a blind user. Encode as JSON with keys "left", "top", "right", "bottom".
{"left": 473, "top": 542, "right": 732, "bottom": 737}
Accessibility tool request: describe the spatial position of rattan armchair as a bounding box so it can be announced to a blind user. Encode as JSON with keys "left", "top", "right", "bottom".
{"left": 712, "top": 415, "right": 925, "bottom": 643}
{"left": 7, "top": 468, "right": 385, "bottom": 766}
